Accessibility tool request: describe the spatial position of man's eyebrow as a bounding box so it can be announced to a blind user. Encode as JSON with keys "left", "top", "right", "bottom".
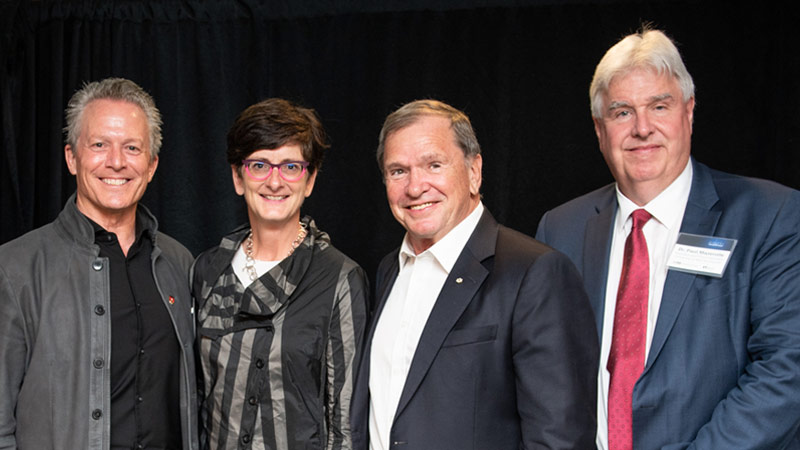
{"left": 418, "top": 152, "right": 443, "bottom": 163}
{"left": 383, "top": 161, "right": 406, "bottom": 171}
{"left": 649, "top": 93, "right": 674, "bottom": 103}
{"left": 607, "top": 101, "right": 631, "bottom": 111}
{"left": 607, "top": 93, "right": 674, "bottom": 112}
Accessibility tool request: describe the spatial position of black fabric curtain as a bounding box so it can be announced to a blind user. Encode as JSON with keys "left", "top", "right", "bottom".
{"left": 2, "top": 0, "right": 799, "bottom": 281}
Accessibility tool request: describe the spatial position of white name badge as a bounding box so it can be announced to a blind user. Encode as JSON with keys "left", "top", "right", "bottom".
{"left": 667, "top": 233, "right": 737, "bottom": 278}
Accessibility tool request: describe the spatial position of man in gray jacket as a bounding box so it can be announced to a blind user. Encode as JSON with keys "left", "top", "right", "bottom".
{"left": 0, "top": 78, "right": 198, "bottom": 450}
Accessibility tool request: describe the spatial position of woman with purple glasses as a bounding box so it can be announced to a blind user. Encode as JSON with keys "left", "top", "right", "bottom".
{"left": 192, "top": 98, "right": 368, "bottom": 450}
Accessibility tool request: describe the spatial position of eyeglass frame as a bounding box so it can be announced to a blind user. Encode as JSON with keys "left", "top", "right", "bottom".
{"left": 241, "top": 159, "right": 310, "bottom": 182}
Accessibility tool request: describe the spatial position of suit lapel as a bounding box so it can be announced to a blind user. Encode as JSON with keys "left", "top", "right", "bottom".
{"left": 583, "top": 188, "right": 617, "bottom": 337}
{"left": 644, "top": 160, "right": 721, "bottom": 371}
{"left": 393, "top": 210, "right": 495, "bottom": 420}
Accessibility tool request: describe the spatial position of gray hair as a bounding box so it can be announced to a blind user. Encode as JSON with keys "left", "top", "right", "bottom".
{"left": 64, "top": 78, "right": 162, "bottom": 159}
{"left": 590, "top": 27, "right": 695, "bottom": 118}
{"left": 376, "top": 99, "right": 481, "bottom": 169}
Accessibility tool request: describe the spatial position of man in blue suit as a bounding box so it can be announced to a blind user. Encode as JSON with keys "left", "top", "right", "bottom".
{"left": 536, "top": 28, "right": 800, "bottom": 450}
{"left": 351, "top": 100, "right": 598, "bottom": 449}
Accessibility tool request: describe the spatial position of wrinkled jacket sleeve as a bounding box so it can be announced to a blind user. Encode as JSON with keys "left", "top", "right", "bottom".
{"left": 324, "top": 261, "right": 369, "bottom": 450}
{"left": 686, "top": 191, "right": 800, "bottom": 450}
{"left": 512, "top": 250, "right": 599, "bottom": 449}
{"left": 0, "top": 265, "right": 24, "bottom": 450}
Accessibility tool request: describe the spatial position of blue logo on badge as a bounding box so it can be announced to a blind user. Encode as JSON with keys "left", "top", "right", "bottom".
{"left": 708, "top": 239, "right": 725, "bottom": 248}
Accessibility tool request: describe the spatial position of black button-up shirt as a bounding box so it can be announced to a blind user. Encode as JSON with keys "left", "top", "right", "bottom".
{"left": 92, "top": 217, "right": 182, "bottom": 450}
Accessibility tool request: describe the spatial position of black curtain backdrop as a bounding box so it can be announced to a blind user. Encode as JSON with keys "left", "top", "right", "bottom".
{"left": 2, "top": 0, "right": 799, "bottom": 283}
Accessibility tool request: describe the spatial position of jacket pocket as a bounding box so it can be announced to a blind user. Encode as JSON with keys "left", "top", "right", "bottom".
{"left": 441, "top": 325, "right": 497, "bottom": 348}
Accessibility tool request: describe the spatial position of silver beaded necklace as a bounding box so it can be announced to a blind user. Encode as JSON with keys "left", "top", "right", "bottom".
{"left": 243, "top": 222, "right": 308, "bottom": 281}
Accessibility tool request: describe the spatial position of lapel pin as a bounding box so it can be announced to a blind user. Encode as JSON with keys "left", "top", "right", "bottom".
{"left": 169, "top": 296, "right": 175, "bottom": 305}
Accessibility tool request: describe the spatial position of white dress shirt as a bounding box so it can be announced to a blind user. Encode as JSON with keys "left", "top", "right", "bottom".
{"left": 597, "top": 162, "right": 693, "bottom": 450}
{"left": 368, "top": 202, "right": 484, "bottom": 450}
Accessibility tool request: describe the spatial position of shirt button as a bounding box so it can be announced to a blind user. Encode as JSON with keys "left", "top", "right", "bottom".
{"left": 94, "top": 305, "right": 105, "bottom": 315}
{"left": 91, "top": 409, "right": 102, "bottom": 420}
{"left": 137, "top": 396, "right": 143, "bottom": 403}
{"left": 93, "top": 359, "right": 104, "bottom": 369}
{"left": 139, "top": 348, "right": 145, "bottom": 355}
{"left": 248, "top": 396, "right": 258, "bottom": 405}
{"left": 92, "top": 260, "right": 103, "bottom": 271}
{"left": 137, "top": 444, "right": 143, "bottom": 449}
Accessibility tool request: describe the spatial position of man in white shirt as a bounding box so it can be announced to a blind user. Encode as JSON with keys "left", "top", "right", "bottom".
{"left": 351, "top": 99, "right": 599, "bottom": 450}
{"left": 536, "top": 27, "right": 800, "bottom": 450}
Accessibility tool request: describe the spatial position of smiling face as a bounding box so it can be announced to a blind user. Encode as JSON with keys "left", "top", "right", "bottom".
{"left": 232, "top": 145, "right": 316, "bottom": 230}
{"left": 65, "top": 99, "right": 158, "bottom": 225}
{"left": 594, "top": 68, "right": 695, "bottom": 205}
{"left": 383, "top": 115, "right": 482, "bottom": 254}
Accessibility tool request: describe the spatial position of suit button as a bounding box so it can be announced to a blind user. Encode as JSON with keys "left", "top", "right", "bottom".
{"left": 91, "top": 409, "right": 102, "bottom": 420}
{"left": 92, "top": 260, "right": 103, "bottom": 271}
{"left": 248, "top": 396, "right": 258, "bottom": 405}
{"left": 93, "top": 358, "right": 104, "bottom": 369}
{"left": 94, "top": 305, "right": 105, "bottom": 315}
{"left": 241, "top": 434, "right": 251, "bottom": 444}
{"left": 255, "top": 359, "right": 265, "bottom": 369}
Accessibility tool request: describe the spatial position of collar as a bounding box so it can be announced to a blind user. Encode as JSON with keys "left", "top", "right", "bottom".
{"left": 218, "top": 215, "right": 330, "bottom": 259}
{"left": 199, "top": 215, "right": 331, "bottom": 335}
{"left": 87, "top": 211, "right": 150, "bottom": 245}
{"left": 55, "top": 192, "right": 159, "bottom": 247}
{"left": 397, "top": 201, "right": 484, "bottom": 274}
{"left": 615, "top": 160, "right": 693, "bottom": 230}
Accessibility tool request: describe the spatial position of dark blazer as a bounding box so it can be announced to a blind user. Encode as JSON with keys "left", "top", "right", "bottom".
{"left": 351, "top": 208, "right": 598, "bottom": 450}
{"left": 536, "top": 159, "right": 800, "bottom": 449}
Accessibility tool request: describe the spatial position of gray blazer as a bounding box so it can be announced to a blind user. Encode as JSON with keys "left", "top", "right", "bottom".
{"left": 0, "top": 194, "right": 198, "bottom": 450}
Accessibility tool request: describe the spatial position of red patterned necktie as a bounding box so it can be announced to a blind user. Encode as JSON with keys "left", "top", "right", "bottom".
{"left": 607, "top": 208, "right": 651, "bottom": 450}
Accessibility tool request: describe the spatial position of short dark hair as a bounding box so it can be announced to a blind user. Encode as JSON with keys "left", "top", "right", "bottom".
{"left": 227, "top": 98, "right": 329, "bottom": 174}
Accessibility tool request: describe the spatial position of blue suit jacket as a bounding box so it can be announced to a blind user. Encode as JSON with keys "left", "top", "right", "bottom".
{"left": 351, "top": 209, "right": 599, "bottom": 450}
{"left": 536, "top": 159, "right": 800, "bottom": 450}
